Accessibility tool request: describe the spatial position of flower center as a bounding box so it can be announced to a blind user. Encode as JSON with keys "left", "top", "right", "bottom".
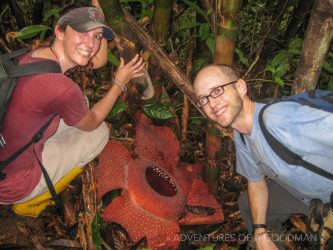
{"left": 145, "top": 165, "right": 177, "bottom": 197}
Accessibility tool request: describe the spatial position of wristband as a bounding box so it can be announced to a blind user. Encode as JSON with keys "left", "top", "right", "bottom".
{"left": 112, "top": 79, "right": 127, "bottom": 92}
{"left": 252, "top": 224, "right": 267, "bottom": 230}
{"left": 254, "top": 230, "right": 268, "bottom": 239}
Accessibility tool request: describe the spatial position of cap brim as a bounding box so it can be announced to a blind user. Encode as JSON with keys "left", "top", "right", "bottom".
{"left": 71, "top": 21, "right": 114, "bottom": 40}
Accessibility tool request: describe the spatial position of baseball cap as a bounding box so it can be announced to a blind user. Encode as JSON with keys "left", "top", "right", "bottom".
{"left": 57, "top": 7, "right": 114, "bottom": 40}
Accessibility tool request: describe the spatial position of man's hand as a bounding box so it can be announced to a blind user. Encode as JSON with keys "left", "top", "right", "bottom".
{"left": 253, "top": 228, "right": 278, "bottom": 250}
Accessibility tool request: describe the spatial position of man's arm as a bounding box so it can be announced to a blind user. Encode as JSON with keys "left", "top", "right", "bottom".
{"left": 248, "top": 179, "right": 278, "bottom": 250}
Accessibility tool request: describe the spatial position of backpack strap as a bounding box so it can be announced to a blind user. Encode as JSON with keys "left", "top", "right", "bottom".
{"left": 259, "top": 102, "right": 333, "bottom": 181}
{"left": 0, "top": 113, "right": 64, "bottom": 215}
{"left": 0, "top": 47, "right": 30, "bottom": 61}
{"left": 7, "top": 60, "right": 61, "bottom": 78}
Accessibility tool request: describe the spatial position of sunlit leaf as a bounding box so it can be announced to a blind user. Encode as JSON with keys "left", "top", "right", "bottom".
{"left": 274, "top": 76, "right": 284, "bottom": 87}
{"left": 17, "top": 25, "right": 52, "bottom": 40}
{"left": 107, "top": 100, "right": 126, "bottom": 120}
{"left": 265, "top": 65, "right": 276, "bottom": 75}
{"left": 143, "top": 104, "right": 174, "bottom": 120}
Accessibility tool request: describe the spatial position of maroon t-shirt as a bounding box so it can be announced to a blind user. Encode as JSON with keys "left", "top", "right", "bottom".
{"left": 0, "top": 52, "right": 88, "bottom": 203}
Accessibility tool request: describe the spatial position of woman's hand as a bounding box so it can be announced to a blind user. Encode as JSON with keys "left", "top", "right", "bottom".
{"left": 114, "top": 54, "right": 145, "bottom": 85}
{"left": 91, "top": 0, "right": 101, "bottom": 8}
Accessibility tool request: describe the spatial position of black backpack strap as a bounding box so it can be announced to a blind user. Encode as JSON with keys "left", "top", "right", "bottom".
{"left": 259, "top": 102, "right": 333, "bottom": 181}
{"left": 33, "top": 146, "right": 64, "bottom": 216}
{"left": 7, "top": 60, "right": 61, "bottom": 78}
{"left": 0, "top": 47, "right": 30, "bottom": 61}
{"left": 0, "top": 113, "right": 58, "bottom": 178}
{"left": 0, "top": 113, "right": 64, "bottom": 215}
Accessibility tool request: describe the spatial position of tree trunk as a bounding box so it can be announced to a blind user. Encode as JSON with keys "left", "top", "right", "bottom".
{"left": 153, "top": 0, "right": 173, "bottom": 46}
{"left": 201, "top": 0, "right": 242, "bottom": 195}
{"left": 98, "top": 0, "right": 154, "bottom": 101}
{"left": 282, "top": 0, "right": 314, "bottom": 47}
{"left": 214, "top": 0, "right": 243, "bottom": 65}
{"left": 5, "top": 0, "right": 26, "bottom": 29}
{"left": 123, "top": 9, "right": 233, "bottom": 137}
{"left": 292, "top": 0, "right": 333, "bottom": 94}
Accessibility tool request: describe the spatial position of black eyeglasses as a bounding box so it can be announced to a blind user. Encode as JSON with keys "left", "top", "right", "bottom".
{"left": 195, "top": 80, "right": 238, "bottom": 108}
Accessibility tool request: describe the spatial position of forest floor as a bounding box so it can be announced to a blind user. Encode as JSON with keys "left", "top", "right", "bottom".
{"left": 0, "top": 139, "right": 311, "bottom": 250}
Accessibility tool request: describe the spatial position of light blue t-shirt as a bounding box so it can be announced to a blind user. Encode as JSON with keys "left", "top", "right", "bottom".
{"left": 235, "top": 102, "right": 333, "bottom": 204}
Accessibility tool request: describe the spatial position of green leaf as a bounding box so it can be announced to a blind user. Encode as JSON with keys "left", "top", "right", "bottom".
{"left": 17, "top": 25, "right": 52, "bottom": 40}
{"left": 107, "top": 51, "right": 120, "bottom": 67}
{"left": 176, "top": 21, "right": 201, "bottom": 32}
{"left": 288, "top": 37, "right": 303, "bottom": 55}
{"left": 161, "top": 101, "right": 176, "bottom": 107}
{"left": 274, "top": 76, "right": 284, "bottom": 87}
{"left": 91, "top": 214, "right": 105, "bottom": 250}
{"left": 43, "top": 8, "right": 61, "bottom": 23}
{"left": 142, "top": 9, "right": 153, "bottom": 19}
{"left": 182, "top": 0, "right": 208, "bottom": 22}
{"left": 265, "top": 65, "right": 276, "bottom": 75}
{"left": 205, "top": 36, "right": 215, "bottom": 55}
{"left": 235, "top": 47, "right": 249, "bottom": 67}
{"left": 142, "top": 104, "right": 174, "bottom": 120}
{"left": 207, "top": 8, "right": 213, "bottom": 16}
{"left": 199, "top": 23, "right": 211, "bottom": 41}
{"left": 107, "top": 100, "right": 126, "bottom": 120}
{"left": 270, "top": 50, "right": 288, "bottom": 68}
{"left": 197, "top": 244, "right": 216, "bottom": 250}
{"left": 274, "top": 61, "right": 289, "bottom": 78}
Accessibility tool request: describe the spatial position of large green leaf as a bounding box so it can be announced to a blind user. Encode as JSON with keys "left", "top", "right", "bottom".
{"left": 17, "top": 25, "right": 52, "bottom": 40}
{"left": 143, "top": 104, "right": 174, "bottom": 120}
{"left": 107, "top": 100, "right": 126, "bottom": 120}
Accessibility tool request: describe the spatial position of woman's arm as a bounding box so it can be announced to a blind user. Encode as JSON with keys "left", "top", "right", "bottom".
{"left": 75, "top": 55, "right": 145, "bottom": 131}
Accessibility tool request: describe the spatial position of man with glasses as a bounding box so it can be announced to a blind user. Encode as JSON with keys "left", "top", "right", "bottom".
{"left": 194, "top": 64, "right": 333, "bottom": 249}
